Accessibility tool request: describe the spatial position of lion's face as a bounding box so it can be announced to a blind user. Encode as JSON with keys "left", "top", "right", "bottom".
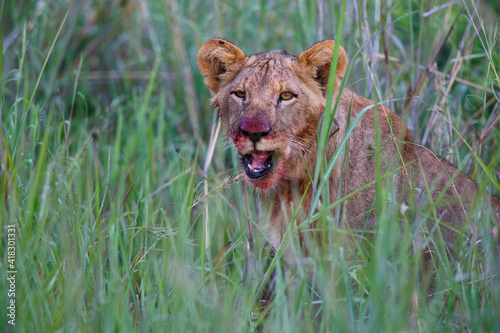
{"left": 198, "top": 39, "right": 347, "bottom": 190}
{"left": 214, "top": 53, "right": 323, "bottom": 190}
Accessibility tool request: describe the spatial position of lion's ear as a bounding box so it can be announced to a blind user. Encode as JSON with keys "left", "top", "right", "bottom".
{"left": 197, "top": 38, "right": 246, "bottom": 94}
{"left": 298, "top": 40, "right": 347, "bottom": 91}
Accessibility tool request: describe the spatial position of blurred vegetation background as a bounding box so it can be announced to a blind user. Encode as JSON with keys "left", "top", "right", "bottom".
{"left": 1, "top": 0, "right": 500, "bottom": 331}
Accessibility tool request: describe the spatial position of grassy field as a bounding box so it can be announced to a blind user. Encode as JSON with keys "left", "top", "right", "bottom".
{"left": 1, "top": 0, "right": 500, "bottom": 331}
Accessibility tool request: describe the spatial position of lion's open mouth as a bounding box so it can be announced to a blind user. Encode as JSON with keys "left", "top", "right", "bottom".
{"left": 241, "top": 150, "right": 274, "bottom": 179}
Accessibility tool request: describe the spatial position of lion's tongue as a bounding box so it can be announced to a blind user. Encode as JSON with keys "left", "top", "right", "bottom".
{"left": 249, "top": 151, "right": 271, "bottom": 172}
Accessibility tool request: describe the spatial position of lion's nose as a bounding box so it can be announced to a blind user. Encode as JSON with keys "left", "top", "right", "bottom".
{"left": 240, "top": 128, "right": 271, "bottom": 144}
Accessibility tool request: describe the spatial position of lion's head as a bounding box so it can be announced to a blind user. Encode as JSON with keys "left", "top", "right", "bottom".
{"left": 198, "top": 39, "right": 347, "bottom": 190}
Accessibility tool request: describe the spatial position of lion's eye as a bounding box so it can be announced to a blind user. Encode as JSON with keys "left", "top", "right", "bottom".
{"left": 233, "top": 90, "right": 246, "bottom": 99}
{"left": 279, "top": 91, "right": 295, "bottom": 101}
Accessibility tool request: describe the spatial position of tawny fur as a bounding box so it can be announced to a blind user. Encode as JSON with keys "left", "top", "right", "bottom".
{"left": 198, "top": 38, "right": 500, "bottom": 258}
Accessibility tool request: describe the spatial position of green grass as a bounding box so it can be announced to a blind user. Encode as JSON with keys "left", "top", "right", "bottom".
{"left": 1, "top": 0, "right": 500, "bottom": 331}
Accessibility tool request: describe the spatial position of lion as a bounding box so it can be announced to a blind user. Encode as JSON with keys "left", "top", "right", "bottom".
{"left": 197, "top": 38, "right": 500, "bottom": 262}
